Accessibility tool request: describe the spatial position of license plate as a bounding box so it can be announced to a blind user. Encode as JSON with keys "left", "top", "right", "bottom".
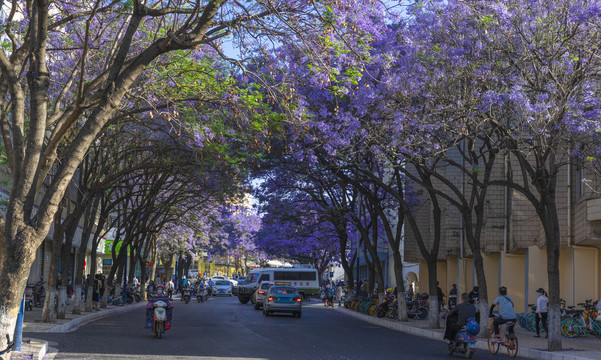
{"left": 468, "top": 343, "right": 476, "bottom": 349}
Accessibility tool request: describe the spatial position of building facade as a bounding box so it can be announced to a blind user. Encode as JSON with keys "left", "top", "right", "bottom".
{"left": 404, "top": 150, "right": 601, "bottom": 313}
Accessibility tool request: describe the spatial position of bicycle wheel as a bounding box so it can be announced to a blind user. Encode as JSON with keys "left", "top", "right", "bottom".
{"left": 561, "top": 318, "right": 579, "bottom": 338}
{"left": 525, "top": 315, "right": 537, "bottom": 332}
{"left": 416, "top": 307, "right": 428, "bottom": 320}
{"left": 506, "top": 334, "right": 518, "bottom": 358}
{"left": 517, "top": 312, "right": 527, "bottom": 328}
{"left": 577, "top": 318, "right": 588, "bottom": 336}
{"left": 590, "top": 320, "right": 601, "bottom": 338}
{"left": 487, "top": 331, "right": 500, "bottom": 354}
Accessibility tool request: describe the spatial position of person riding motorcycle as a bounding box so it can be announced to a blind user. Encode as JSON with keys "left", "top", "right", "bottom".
{"left": 444, "top": 293, "right": 476, "bottom": 343}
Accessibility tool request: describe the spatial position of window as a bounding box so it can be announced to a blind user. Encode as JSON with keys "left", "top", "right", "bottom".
{"left": 259, "top": 274, "right": 270, "bottom": 282}
{"left": 299, "top": 272, "right": 317, "bottom": 281}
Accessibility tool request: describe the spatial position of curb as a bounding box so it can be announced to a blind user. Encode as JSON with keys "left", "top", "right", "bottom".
{"left": 10, "top": 338, "right": 47, "bottom": 360}
{"left": 43, "top": 301, "right": 147, "bottom": 333}
{"left": 336, "top": 307, "right": 593, "bottom": 360}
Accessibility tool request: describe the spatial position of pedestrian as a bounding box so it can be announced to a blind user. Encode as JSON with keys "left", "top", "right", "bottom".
{"left": 469, "top": 286, "right": 480, "bottom": 322}
{"left": 449, "top": 284, "right": 457, "bottom": 296}
{"left": 133, "top": 276, "right": 139, "bottom": 290}
{"left": 360, "top": 278, "right": 368, "bottom": 295}
{"left": 407, "top": 284, "right": 414, "bottom": 300}
{"left": 489, "top": 286, "right": 517, "bottom": 342}
{"left": 534, "top": 288, "right": 548, "bottom": 338}
{"left": 166, "top": 279, "right": 175, "bottom": 299}
{"left": 437, "top": 281, "right": 444, "bottom": 311}
{"left": 336, "top": 283, "right": 343, "bottom": 307}
{"left": 92, "top": 274, "right": 102, "bottom": 310}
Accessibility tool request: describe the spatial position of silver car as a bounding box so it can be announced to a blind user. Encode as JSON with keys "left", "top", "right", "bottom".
{"left": 262, "top": 286, "right": 302, "bottom": 318}
{"left": 212, "top": 280, "right": 232, "bottom": 296}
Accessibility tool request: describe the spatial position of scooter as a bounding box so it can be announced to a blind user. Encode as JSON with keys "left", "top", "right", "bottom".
{"left": 34, "top": 281, "right": 46, "bottom": 307}
{"left": 377, "top": 293, "right": 394, "bottom": 318}
{"left": 197, "top": 287, "right": 207, "bottom": 303}
{"left": 152, "top": 300, "right": 169, "bottom": 338}
{"left": 24, "top": 284, "right": 34, "bottom": 311}
{"left": 323, "top": 295, "right": 334, "bottom": 308}
{"left": 182, "top": 288, "right": 191, "bottom": 304}
{"left": 447, "top": 318, "right": 479, "bottom": 359}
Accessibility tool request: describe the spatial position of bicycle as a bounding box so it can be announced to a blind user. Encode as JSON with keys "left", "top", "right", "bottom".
{"left": 561, "top": 300, "right": 601, "bottom": 338}
{"left": 0, "top": 335, "right": 14, "bottom": 357}
{"left": 487, "top": 318, "right": 519, "bottom": 358}
{"left": 517, "top": 304, "right": 537, "bottom": 332}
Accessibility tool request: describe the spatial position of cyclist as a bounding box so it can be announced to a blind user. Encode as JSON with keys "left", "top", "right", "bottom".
{"left": 489, "top": 286, "right": 516, "bottom": 342}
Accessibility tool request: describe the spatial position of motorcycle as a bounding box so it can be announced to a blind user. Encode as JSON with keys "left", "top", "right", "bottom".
{"left": 323, "top": 294, "right": 334, "bottom": 308}
{"left": 34, "top": 281, "right": 46, "bottom": 307}
{"left": 24, "top": 284, "right": 34, "bottom": 311}
{"left": 447, "top": 318, "right": 479, "bottom": 359}
{"left": 407, "top": 300, "right": 429, "bottom": 320}
{"left": 181, "top": 288, "right": 191, "bottom": 304}
{"left": 197, "top": 287, "right": 207, "bottom": 303}
{"left": 377, "top": 293, "right": 395, "bottom": 318}
{"left": 152, "top": 300, "right": 168, "bottom": 338}
{"left": 145, "top": 295, "right": 173, "bottom": 339}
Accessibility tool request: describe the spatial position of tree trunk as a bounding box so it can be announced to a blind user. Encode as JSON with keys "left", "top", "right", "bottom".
{"left": 42, "top": 207, "right": 65, "bottom": 323}
{"left": 388, "top": 245, "right": 408, "bottom": 320}
{"left": 72, "top": 239, "right": 88, "bottom": 315}
{"left": 150, "top": 236, "right": 158, "bottom": 281}
{"left": 543, "top": 203, "right": 562, "bottom": 351}
{"left": 427, "top": 259, "right": 440, "bottom": 329}
{"left": 397, "top": 292, "right": 409, "bottom": 322}
{"left": 473, "top": 250, "right": 490, "bottom": 336}
{"left": 0, "top": 226, "right": 38, "bottom": 357}
{"left": 57, "top": 221, "right": 77, "bottom": 319}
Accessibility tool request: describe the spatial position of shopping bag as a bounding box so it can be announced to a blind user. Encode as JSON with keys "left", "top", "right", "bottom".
{"left": 487, "top": 317, "right": 494, "bottom": 330}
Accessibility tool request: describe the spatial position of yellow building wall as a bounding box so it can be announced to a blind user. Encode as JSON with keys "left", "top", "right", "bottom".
{"left": 573, "top": 246, "right": 599, "bottom": 304}
{"left": 446, "top": 259, "right": 458, "bottom": 293}
{"left": 418, "top": 260, "right": 448, "bottom": 294}
{"left": 458, "top": 258, "right": 473, "bottom": 297}
{"left": 559, "top": 248, "right": 574, "bottom": 307}
{"left": 483, "top": 253, "right": 499, "bottom": 304}
{"left": 437, "top": 261, "right": 448, "bottom": 295}
{"left": 500, "top": 253, "right": 526, "bottom": 313}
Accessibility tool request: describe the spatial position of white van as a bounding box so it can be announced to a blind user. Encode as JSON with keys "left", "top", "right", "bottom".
{"left": 233, "top": 267, "right": 319, "bottom": 304}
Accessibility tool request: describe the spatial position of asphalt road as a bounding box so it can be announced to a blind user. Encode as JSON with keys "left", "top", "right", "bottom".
{"left": 28, "top": 295, "right": 527, "bottom": 360}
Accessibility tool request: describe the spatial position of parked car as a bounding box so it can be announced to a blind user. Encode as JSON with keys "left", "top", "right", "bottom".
{"left": 211, "top": 280, "right": 233, "bottom": 296}
{"left": 229, "top": 278, "right": 238, "bottom": 286}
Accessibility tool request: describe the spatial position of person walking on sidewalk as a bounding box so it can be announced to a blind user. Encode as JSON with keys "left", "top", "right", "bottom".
{"left": 92, "top": 274, "right": 102, "bottom": 310}
{"left": 534, "top": 288, "right": 548, "bottom": 338}
{"left": 336, "top": 283, "right": 343, "bottom": 306}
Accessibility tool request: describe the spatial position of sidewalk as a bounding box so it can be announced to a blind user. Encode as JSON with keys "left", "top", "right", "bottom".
{"left": 11, "top": 299, "right": 147, "bottom": 359}
{"left": 335, "top": 306, "right": 601, "bottom": 360}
